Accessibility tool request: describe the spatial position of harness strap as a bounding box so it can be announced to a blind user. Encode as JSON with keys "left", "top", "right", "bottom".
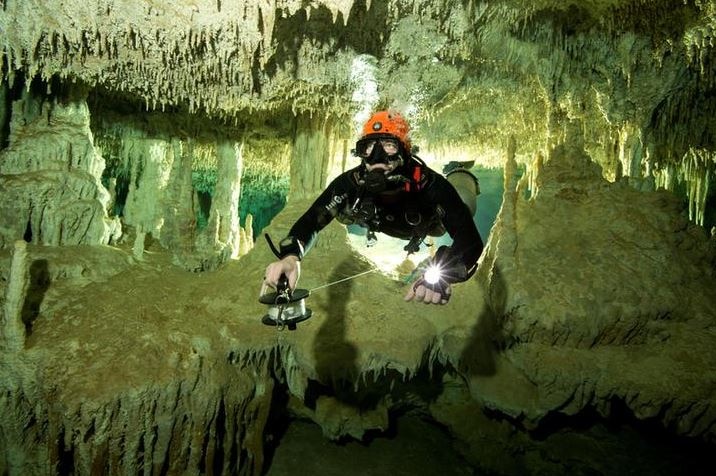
{"left": 405, "top": 165, "right": 423, "bottom": 192}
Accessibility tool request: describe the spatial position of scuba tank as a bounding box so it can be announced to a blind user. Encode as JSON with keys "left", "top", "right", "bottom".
{"left": 444, "top": 161, "right": 480, "bottom": 216}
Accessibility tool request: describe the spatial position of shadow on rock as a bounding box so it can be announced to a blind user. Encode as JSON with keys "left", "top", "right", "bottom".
{"left": 458, "top": 263, "right": 508, "bottom": 377}
{"left": 312, "top": 257, "right": 360, "bottom": 401}
{"left": 21, "top": 258, "right": 50, "bottom": 336}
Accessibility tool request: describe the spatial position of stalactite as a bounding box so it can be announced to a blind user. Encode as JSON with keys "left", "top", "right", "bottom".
{"left": 682, "top": 149, "right": 714, "bottom": 226}
{"left": 653, "top": 148, "right": 715, "bottom": 226}
{"left": 617, "top": 122, "right": 644, "bottom": 180}
{"left": 0, "top": 0, "right": 377, "bottom": 119}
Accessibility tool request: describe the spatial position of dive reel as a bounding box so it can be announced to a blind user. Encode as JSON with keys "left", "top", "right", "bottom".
{"left": 259, "top": 235, "right": 312, "bottom": 331}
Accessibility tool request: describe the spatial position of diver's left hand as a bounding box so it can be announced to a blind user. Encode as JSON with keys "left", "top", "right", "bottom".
{"left": 404, "top": 280, "right": 451, "bottom": 305}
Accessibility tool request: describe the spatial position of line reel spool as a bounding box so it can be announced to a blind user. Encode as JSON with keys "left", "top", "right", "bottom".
{"left": 259, "top": 274, "right": 312, "bottom": 331}
{"left": 258, "top": 234, "right": 378, "bottom": 330}
{"left": 260, "top": 234, "right": 312, "bottom": 330}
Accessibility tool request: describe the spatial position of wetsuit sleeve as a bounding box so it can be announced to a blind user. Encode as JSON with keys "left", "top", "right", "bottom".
{"left": 425, "top": 173, "right": 484, "bottom": 282}
{"left": 284, "top": 171, "right": 354, "bottom": 257}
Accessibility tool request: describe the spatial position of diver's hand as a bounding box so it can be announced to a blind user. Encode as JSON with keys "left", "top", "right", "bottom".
{"left": 404, "top": 279, "right": 451, "bottom": 305}
{"left": 264, "top": 255, "right": 301, "bottom": 291}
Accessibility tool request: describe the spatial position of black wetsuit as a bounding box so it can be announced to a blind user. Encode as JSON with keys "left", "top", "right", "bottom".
{"left": 287, "top": 160, "right": 484, "bottom": 283}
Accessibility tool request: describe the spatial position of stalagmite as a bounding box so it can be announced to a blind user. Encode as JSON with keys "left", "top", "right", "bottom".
{"left": 1, "top": 241, "right": 29, "bottom": 352}
{"left": 133, "top": 229, "right": 146, "bottom": 260}
{"left": 107, "top": 177, "right": 117, "bottom": 213}
{"left": 288, "top": 114, "right": 335, "bottom": 201}
{"left": 239, "top": 214, "right": 255, "bottom": 257}
{"left": 207, "top": 140, "right": 243, "bottom": 260}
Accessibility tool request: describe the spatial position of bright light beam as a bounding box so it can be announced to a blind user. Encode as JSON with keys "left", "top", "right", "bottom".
{"left": 424, "top": 265, "right": 442, "bottom": 285}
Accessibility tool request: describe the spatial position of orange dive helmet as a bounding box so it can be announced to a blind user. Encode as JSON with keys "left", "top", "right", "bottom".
{"left": 361, "top": 110, "right": 411, "bottom": 151}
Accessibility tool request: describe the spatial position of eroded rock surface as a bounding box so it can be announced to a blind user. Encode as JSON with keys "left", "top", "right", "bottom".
{"left": 1, "top": 145, "right": 714, "bottom": 474}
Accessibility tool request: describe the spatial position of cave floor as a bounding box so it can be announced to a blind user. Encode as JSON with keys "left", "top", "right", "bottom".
{"left": 3, "top": 235, "right": 715, "bottom": 476}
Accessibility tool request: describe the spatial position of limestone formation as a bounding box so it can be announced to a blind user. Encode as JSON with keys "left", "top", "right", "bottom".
{"left": 1, "top": 0, "right": 715, "bottom": 475}
{"left": 0, "top": 89, "right": 120, "bottom": 249}
{"left": 468, "top": 134, "right": 716, "bottom": 437}
{"left": 238, "top": 214, "right": 255, "bottom": 258}
{"left": 1, "top": 241, "right": 29, "bottom": 352}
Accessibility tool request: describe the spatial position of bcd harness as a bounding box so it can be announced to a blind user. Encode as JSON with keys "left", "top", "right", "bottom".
{"left": 336, "top": 158, "right": 444, "bottom": 254}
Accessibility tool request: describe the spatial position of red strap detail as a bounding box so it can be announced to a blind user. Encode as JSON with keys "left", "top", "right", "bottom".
{"left": 413, "top": 166, "right": 422, "bottom": 191}
{"left": 404, "top": 166, "right": 423, "bottom": 192}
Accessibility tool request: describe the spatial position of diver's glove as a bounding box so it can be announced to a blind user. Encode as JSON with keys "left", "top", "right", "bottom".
{"left": 411, "top": 276, "right": 452, "bottom": 304}
{"left": 404, "top": 246, "right": 467, "bottom": 305}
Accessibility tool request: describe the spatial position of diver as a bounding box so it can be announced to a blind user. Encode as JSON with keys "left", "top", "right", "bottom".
{"left": 263, "top": 110, "right": 484, "bottom": 305}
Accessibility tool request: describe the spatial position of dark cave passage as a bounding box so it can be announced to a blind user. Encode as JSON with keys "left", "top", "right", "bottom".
{"left": 264, "top": 416, "right": 477, "bottom": 476}
{"left": 258, "top": 366, "right": 714, "bottom": 476}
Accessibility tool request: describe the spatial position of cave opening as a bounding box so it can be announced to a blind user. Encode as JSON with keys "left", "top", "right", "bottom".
{"left": 523, "top": 397, "right": 714, "bottom": 476}
{"left": 22, "top": 217, "right": 32, "bottom": 243}
{"left": 238, "top": 170, "right": 289, "bottom": 240}
{"left": 104, "top": 172, "right": 130, "bottom": 217}
{"left": 196, "top": 190, "right": 213, "bottom": 231}
{"left": 56, "top": 426, "right": 75, "bottom": 476}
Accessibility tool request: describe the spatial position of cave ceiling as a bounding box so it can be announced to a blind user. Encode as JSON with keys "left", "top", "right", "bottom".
{"left": 1, "top": 0, "right": 714, "bottom": 170}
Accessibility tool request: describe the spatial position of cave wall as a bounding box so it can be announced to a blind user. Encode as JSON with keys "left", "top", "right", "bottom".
{"left": 1, "top": 1, "right": 715, "bottom": 475}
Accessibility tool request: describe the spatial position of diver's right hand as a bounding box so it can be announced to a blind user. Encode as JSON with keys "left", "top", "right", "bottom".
{"left": 263, "top": 255, "right": 301, "bottom": 291}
